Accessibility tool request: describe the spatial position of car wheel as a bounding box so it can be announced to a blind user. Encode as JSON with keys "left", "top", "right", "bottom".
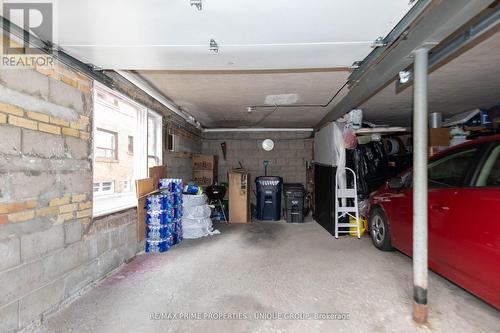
{"left": 369, "top": 207, "right": 393, "bottom": 251}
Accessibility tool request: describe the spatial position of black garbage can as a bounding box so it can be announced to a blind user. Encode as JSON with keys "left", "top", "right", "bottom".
{"left": 255, "top": 176, "right": 283, "bottom": 221}
{"left": 283, "top": 183, "right": 305, "bottom": 223}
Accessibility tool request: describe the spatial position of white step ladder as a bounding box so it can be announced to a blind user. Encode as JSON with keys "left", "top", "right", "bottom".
{"left": 335, "top": 167, "right": 361, "bottom": 239}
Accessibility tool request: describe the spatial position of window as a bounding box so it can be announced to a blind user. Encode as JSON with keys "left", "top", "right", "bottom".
{"left": 93, "top": 181, "right": 114, "bottom": 195}
{"left": 93, "top": 85, "right": 141, "bottom": 216}
{"left": 475, "top": 145, "right": 500, "bottom": 187}
{"left": 122, "top": 180, "right": 131, "bottom": 192}
{"left": 93, "top": 83, "right": 162, "bottom": 217}
{"left": 428, "top": 148, "right": 478, "bottom": 188}
{"left": 128, "top": 136, "right": 134, "bottom": 154}
{"left": 147, "top": 111, "right": 163, "bottom": 168}
{"left": 95, "top": 129, "right": 117, "bottom": 159}
{"left": 167, "top": 133, "right": 178, "bottom": 152}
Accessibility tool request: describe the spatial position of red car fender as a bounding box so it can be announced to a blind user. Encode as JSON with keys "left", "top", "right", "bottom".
{"left": 367, "top": 187, "right": 392, "bottom": 233}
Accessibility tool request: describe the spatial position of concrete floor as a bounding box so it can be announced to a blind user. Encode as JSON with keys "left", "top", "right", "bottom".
{"left": 36, "top": 221, "right": 499, "bottom": 333}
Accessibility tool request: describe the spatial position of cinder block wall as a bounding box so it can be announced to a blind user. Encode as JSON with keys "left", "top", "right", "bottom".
{"left": 163, "top": 124, "right": 202, "bottom": 182}
{"left": 0, "top": 61, "right": 203, "bottom": 332}
{"left": 201, "top": 131, "right": 313, "bottom": 203}
{"left": 0, "top": 64, "right": 141, "bottom": 332}
{"left": 104, "top": 72, "right": 203, "bottom": 183}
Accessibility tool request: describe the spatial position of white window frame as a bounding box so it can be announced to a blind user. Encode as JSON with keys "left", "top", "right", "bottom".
{"left": 147, "top": 110, "right": 163, "bottom": 168}
{"left": 95, "top": 128, "right": 118, "bottom": 160}
{"left": 167, "top": 132, "right": 179, "bottom": 152}
{"left": 93, "top": 181, "right": 115, "bottom": 195}
{"left": 93, "top": 82, "right": 161, "bottom": 217}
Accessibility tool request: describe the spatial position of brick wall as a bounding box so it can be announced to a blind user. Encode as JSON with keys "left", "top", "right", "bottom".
{"left": 0, "top": 63, "right": 139, "bottom": 332}
{"left": 201, "top": 131, "right": 313, "bottom": 203}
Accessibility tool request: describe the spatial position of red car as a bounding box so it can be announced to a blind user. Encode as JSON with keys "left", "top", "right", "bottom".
{"left": 368, "top": 134, "right": 500, "bottom": 309}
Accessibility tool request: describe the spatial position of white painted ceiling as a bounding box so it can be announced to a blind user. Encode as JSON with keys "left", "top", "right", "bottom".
{"left": 54, "top": 0, "right": 417, "bottom": 127}
{"left": 57, "top": 0, "right": 415, "bottom": 70}
{"left": 53, "top": 1, "right": 499, "bottom": 129}
{"left": 136, "top": 69, "right": 350, "bottom": 127}
{"left": 360, "top": 31, "right": 500, "bottom": 126}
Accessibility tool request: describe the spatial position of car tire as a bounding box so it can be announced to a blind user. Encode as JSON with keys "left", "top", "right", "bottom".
{"left": 369, "top": 206, "right": 393, "bottom": 251}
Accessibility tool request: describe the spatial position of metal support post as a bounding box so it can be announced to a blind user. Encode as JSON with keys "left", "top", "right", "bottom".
{"left": 412, "top": 47, "right": 429, "bottom": 324}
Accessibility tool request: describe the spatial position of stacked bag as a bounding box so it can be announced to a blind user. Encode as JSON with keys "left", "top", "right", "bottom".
{"left": 145, "top": 179, "right": 184, "bottom": 253}
{"left": 182, "top": 194, "right": 220, "bottom": 239}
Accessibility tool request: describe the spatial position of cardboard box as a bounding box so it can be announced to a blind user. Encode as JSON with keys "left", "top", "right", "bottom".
{"left": 193, "top": 169, "right": 217, "bottom": 186}
{"left": 149, "top": 165, "right": 167, "bottom": 181}
{"left": 193, "top": 154, "right": 218, "bottom": 170}
{"left": 429, "top": 146, "right": 449, "bottom": 157}
{"left": 429, "top": 128, "right": 450, "bottom": 147}
{"left": 134, "top": 166, "right": 167, "bottom": 242}
{"left": 228, "top": 169, "right": 250, "bottom": 223}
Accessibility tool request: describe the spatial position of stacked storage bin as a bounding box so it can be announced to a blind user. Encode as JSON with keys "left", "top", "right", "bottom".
{"left": 145, "top": 179, "right": 184, "bottom": 253}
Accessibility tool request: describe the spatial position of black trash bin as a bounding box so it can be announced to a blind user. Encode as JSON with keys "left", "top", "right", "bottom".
{"left": 255, "top": 176, "right": 283, "bottom": 221}
{"left": 283, "top": 183, "right": 305, "bottom": 223}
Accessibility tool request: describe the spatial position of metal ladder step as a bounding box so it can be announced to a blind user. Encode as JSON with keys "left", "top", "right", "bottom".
{"left": 336, "top": 206, "right": 358, "bottom": 213}
{"left": 336, "top": 189, "right": 357, "bottom": 198}
{"left": 337, "top": 223, "right": 359, "bottom": 227}
{"left": 335, "top": 167, "right": 361, "bottom": 239}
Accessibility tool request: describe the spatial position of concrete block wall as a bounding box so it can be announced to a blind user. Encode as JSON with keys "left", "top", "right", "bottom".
{"left": 0, "top": 63, "right": 139, "bottom": 332}
{"left": 201, "top": 131, "right": 313, "bottom": 203}
{"left": 104, "top": 72, "right": 203, "bottom": 182}
{"left": 164, "top": 124, "right": 202, "bottom": 182}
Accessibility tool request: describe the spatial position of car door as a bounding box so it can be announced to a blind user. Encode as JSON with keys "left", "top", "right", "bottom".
{"left": 425, "top": 147, "right": 480, "bottom": 271}
{"left": 384, "top": 174, "right": 413, "bottom": 255}
{"left": 388, "top": 148, "right": 479, "bottom": 258}
{"left": 446, "top": 142, "right": 500, "bottom": 308}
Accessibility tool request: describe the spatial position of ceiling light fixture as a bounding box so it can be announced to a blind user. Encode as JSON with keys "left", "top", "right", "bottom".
{"left": 371, "top": 37, "right": 387, "bottom": 48}
{"left": 209, "top": 39, "right": 219, "bottom": 53}
{"left": 86, "top": 63, "right": 103, "bottom": 72}
{"left": 398, "top": 70, "right": 412, "bottom": 84}
{"left": 190, "top": 0, "right": 202, "bottom": 10}
{"left": 349, "top": 61, "right": 362, "bottom": 69}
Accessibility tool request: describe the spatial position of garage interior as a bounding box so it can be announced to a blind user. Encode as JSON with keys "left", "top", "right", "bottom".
{"left": 0, "top": 0, "right": 499, "bottom": 332}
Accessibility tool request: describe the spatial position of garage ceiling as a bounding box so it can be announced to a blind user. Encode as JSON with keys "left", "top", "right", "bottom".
{"left": 50, "top": 0, "right": 418, "bottom": 128}
{"left": 58, "top": 0, "right": 414, "bottom": 71}
{"left": 135, "top": 69, "right": 350, "bottom": 127}
{"left": 360, "top": 30, "right": 500, "bottom": 126}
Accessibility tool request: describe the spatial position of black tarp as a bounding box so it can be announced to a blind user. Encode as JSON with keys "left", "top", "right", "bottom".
{"left": 313, "top": 164, "right": 336, "bottom": 236}
{"left": 346, "top": 141, "right": 389, "bottom": 199}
